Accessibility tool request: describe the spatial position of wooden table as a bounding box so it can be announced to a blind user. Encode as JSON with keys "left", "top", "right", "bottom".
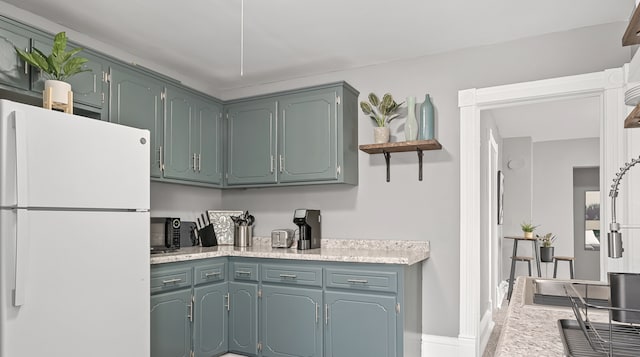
{"left": 504, "top": 236, "right": 541, "bottom": 300}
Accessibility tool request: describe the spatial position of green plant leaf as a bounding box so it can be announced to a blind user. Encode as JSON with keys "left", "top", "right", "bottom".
{"left": 360, "top": 101, "right": 373, "bottom": 115}
{"left": 62, "top": 57, "right": 90, "bottom": 79}
{"left": 52, "top": 32, "right": 67, "bottom": 58}
{"left": 368, "top": 93, "right": 380, "bottom": 107}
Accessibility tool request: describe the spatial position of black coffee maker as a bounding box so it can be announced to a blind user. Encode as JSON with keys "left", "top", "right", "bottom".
{"left": 293, "top": 209, "right": 321, "bottom": 250}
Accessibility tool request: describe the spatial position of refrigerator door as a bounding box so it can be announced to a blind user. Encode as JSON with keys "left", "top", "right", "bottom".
{"left": 0, "top": 100, "right": 149, "bottom": 210}
{"left": 0, "top": 209, "right": 150, "bottom": 357}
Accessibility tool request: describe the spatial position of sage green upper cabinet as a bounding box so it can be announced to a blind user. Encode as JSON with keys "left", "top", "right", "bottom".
{"left": 226, "top": 99, "right": 277, "bottom": 185}
{"left": 163, "top": 85, "right": 197, "bottom": 181}
{"left": 108, "top": 65, "right": 164, "bottom": 178}
{"left": 192, "top": 95, "right": 224, "bottom": 185}
{"left": 163, "top": 86, "right": 224, "bottom": 185}
{"left": 278, "top": 88, "right": 337, "bottom": 183}
{"left": 31, "top": 39, "right": 107, "bottom": 109}
{"left": 0, "top": 21, "right": 30, "bottom": 91}
{"left": 224, "top": 82, "right": 359, "bottom": 188}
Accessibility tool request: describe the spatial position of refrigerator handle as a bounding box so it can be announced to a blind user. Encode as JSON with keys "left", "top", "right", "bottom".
{"left": 14, "top": 210, "right": 30, "bottom": 306}
{"left": 13, "top": 110, "right": 29, "bottom": 207}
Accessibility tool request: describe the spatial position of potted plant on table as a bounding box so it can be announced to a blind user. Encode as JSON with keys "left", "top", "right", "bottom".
{"left": 520, "top": 222, "right": 538, "bottom": 239}
{"left": 537, "top": 233, "right": 556, "bottom": 263}
{"left": 359, "top": 92, "right": 403, "bottom": 144}
{"left": 15, "top": 32, "right": 89, "bottom": 107}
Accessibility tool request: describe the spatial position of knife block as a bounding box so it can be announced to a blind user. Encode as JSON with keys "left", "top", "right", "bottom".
{"left": 199, "top": 224, "right": 218, "bottom": 247}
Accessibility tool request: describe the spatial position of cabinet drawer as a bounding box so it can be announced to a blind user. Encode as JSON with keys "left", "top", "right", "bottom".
{"left": 150, "top": 267, "right": 192, "bottom": 294}
{"left": 231, "top": 262, "right": 259, "bottom": 282}
{"left": 325, "top": 268, "right": 398, "bottom": 293}
{"left": 261, "top": 264, "right": 322, "bottom": 287}
{"left": 194, "top": 262, "right": 226, "bottom": 285}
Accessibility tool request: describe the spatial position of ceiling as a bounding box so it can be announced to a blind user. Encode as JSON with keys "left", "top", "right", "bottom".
{"left": 484, "top": 96, "right": 601, "bottom": 142}
{"left": 3, "top": 0, "right": 635, "bottom": 93}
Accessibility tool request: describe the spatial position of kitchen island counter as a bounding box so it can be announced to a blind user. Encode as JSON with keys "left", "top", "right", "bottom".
{"left": 496, "top": 276, "right": 608, "bottom": 356}
{"left": 150, "top": 238, "right": 430, "bottom": 265}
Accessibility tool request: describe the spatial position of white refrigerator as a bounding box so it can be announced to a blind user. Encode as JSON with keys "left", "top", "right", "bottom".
{"left": 0, "top": 100, "right": 150, "bottom": 356}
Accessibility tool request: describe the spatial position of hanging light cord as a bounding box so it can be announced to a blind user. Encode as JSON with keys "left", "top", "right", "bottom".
{"left": 240, "top": 0, "right": 244, "bottom": 76}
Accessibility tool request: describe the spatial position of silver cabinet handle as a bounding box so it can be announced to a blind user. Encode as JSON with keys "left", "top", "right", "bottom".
{"left": 270, "top": 155, "right": 274, "bottom": 173}
{"left": 347, "top": 279, "right": 369, "bottom": 284}
{"left": 188, "top": 295, "right": 194, "bottom": 322}
{"left": 197, "top": 154, "right": 202, "bottom": 172}
{"left": 315, "top": 303, "right": 319, "bottom": 324}
{"left": 325, "top": 304, "right": 329, "bottom": 325}
{"left": 23, "top": 48, "right": 28, "bottom": 75}
{"left": 205, "top": 271, "right": 221, "bottom": 278}
{"left": 192, "top": 153, "right": 197, "bottom": 172}
{"left": 279, "top": 274, "right": 297, "bottom": 279}
{"left": 225, "top": 292, "right": 230, "bottom": 311}
{"left": 279, "top": 155, "right": 284, "bottom": 173}
{"left": 236, "top": 270, "right": 252, "bottom": 276}
{"left": 158, "top": 146, "right": 164, "bottom": 171}
{"left": 162, "top": 278, "right": 182, "bottom": 285}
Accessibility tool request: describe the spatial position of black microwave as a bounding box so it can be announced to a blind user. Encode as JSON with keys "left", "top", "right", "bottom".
{"left": 150, "top": 217, "right": 181, "bottom": 251}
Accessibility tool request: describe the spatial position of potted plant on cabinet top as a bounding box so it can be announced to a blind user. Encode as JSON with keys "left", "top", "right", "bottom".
{"left": 520, "top": 222, "right": 538, "bottom": 239}
{"left": 359, "top": 92, "right": 403, "bottom": 144}
{"left": 15, "top": 31, "right": 89, "bottom": 108}
{"left": 537, "top": 233, "right": 556, "bottom": 263}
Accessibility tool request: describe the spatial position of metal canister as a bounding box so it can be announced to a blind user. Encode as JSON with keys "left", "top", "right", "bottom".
{"left": 234, "top": 225, "right": 253, "bottom": 247}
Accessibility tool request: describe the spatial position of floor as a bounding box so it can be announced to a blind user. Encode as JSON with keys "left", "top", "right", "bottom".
{"left": 482, "top": 298, "right": 509, "bottom": 357}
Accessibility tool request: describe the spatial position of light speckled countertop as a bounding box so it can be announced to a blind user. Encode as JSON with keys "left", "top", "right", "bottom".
{"left": 496, "top": 276, "right": 608, "bottom": 356}
{"left": 150, "top": 237, "right": 430, "bottom": 265}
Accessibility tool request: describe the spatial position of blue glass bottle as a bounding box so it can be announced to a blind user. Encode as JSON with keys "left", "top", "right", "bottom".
{"left": 419, "top": 94, "right": 434, "bottom": 140}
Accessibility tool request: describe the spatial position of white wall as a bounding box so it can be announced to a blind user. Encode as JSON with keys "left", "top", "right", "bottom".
{"left": 0, "top": 2, "right": 631, "bottom": 339}
{"left": 219, "top": 24, "right": 630, "bottom": 337}
{"left": 150, "top": 182, "right": 222, "bottom": 222}
{"left": 533, "top": 138, "right": 600, "bottom": 278}
{"left": 501, "top": 137, "right": 533, "bottom": 279}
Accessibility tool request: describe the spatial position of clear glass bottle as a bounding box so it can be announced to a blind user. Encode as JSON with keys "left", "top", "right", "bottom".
{"left": 404, "top": 96, "right": 418, "bottom": 141}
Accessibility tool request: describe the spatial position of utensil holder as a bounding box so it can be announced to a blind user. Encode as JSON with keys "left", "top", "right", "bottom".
{"left": 234, "top": 225, "right": 253, "bottom": 247}
{"left": 199, "top": 224, "right": 218, "bottom": 247}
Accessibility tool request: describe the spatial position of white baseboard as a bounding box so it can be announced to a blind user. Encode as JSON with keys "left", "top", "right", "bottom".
{"left": 422, "top": 334, "right": 464, "bottom": 356}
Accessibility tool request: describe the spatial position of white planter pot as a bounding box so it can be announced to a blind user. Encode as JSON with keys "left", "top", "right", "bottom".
{"left": 373, "top": 127, "right": 390, "bottom": 144}
{"left": 44, "top": 80, "right": 72, "bottom": 105}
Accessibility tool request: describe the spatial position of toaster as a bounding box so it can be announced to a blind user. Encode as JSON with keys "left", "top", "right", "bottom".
{"left": 271, "top": 229, "right": 295, "bottom": 248}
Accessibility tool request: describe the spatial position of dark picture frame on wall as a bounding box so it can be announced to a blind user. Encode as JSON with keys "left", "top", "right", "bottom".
{"left": 497, "top": 170, "right": 504, "bottom": 225}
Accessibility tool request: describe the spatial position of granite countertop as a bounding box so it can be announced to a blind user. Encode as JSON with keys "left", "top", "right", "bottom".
{"left": 150, "top": 237, "right": 430, "bottom": 266}
{"left": 496, "top": 276, "right": 609, "bottom": 357}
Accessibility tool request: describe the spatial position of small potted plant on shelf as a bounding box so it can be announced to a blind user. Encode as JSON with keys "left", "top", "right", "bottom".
{"left": 15, "top": 32, "right": 89, "bottom": 108}
{"left": 537, "top": 233, "right": 556, "bottom": 262}
{"left": 520, "top": 222, "right": 538, "bottom": 239}
{"left": 359, "top": 92, "right": 403, "bottom": 144}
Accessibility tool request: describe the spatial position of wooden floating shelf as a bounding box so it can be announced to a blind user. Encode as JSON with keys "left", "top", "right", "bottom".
{"left": 624, "top": 104, "right": 640, "bottom": 128}
{"left": 359, "top": 139, "right": 443, "bottom": 182}
{"left": 623, "top": 4, "right": 640, "bottom": 46}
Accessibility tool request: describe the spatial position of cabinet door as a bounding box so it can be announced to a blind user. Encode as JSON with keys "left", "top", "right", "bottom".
{"left": 31, "top": 39, "right": 106, "bottom": 108}
{"left": 324, "top": 291, "right": 397, "bottom": 357}
{"left": 261, "top": 285, "right": 322, "bottom": 357}
{"left": 0, "top": 23, "right": 30, "bottom": 90}
{"left": 278, "top": 89, "right": 337, "bottom": 183}
{"left": 228, "top": 281, "right": 258, "bottom": 355}
{"left": 164, "top": 85, "right": 198, "bottom": 181}
{"left": 193, "top": 282, "right": 228, "bottom": 357}
{"left": 226, "top": 100, "right": 277, "bottom": 185}
{"left": 109, "top": 65, "right": 164, "bottom": 178}
{"left": 150, "top": 289, "right": 192, "bottom": 357}
{"left": 193, "top": 97, "right": 223, "bottom": 184}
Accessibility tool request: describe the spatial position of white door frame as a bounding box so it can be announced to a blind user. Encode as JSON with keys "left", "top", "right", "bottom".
{"left": 458, "top": 68, "right": 626, "bottom": 356}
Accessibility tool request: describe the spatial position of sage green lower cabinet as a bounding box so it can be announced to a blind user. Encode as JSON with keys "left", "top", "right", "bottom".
{"left": 228, "top": 282, "right": 258, "bottom": 356}
{"left": 150, "top": 289, "right": 192, "bottom": 357}
{"left": 261, "top": 285, "right": 323, "bottom": 357}
{"left": 324, "top": 291, "right": 397, "bottom": 357}
{"left": 193, "top": 282, "right": 228, "bottom": 357}
{"left": 151, "top": 257, "right": 422, "bottom": 357}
